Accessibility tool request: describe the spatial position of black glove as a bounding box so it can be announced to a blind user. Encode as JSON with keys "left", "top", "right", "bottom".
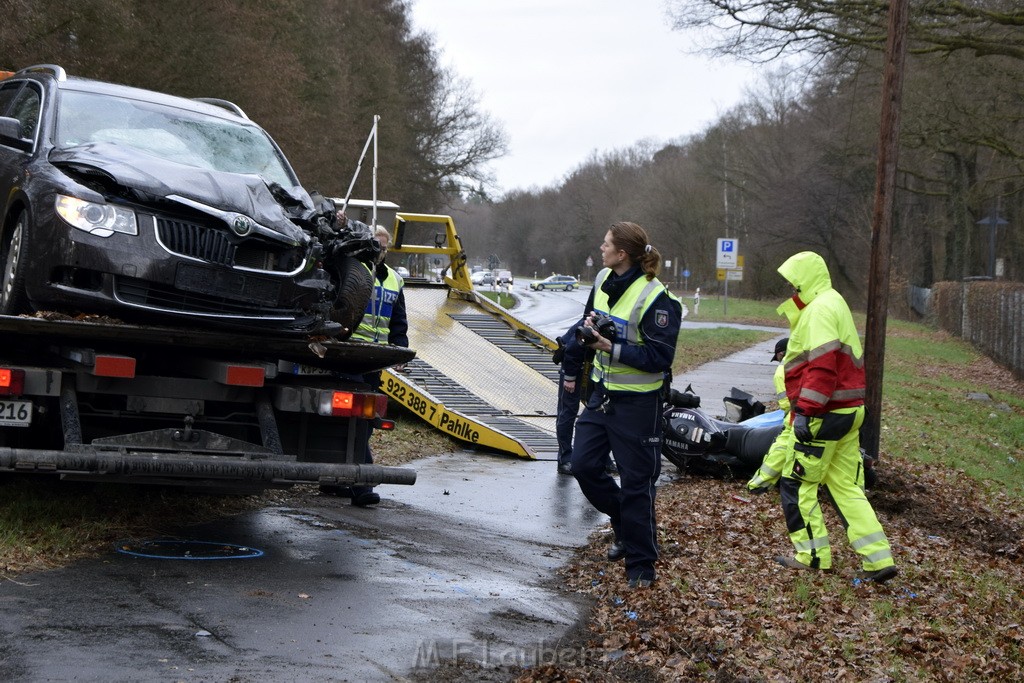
{"left": 793, "top": 413, "right": 814, "bottom": 443}
{"left": 552, "top": 339, "right": 565, "bottom": 365}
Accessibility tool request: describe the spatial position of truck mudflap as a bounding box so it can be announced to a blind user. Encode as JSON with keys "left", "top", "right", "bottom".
{"left": 0, "top": 448, "right": 416, "bottom": 487}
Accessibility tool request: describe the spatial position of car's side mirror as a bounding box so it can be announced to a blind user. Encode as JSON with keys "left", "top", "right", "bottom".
{"left": 0, "top": 116, "right": 31, "bottom": 152}
{"left": 0, "top": 116, "right": 23, "bottom": 139}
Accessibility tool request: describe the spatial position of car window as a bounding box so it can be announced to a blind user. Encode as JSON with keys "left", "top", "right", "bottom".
{"left": 0, "top": 82, "right": 41, "bottom": 141}
{"left": 55, "top": 90, "right": 298, "bottom": 187}
{"left": 0, "top": 81, "right": 21, "bottom": 117}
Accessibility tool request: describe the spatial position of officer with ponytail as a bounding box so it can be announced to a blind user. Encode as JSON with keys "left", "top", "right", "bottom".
{"left": 570, "top": 221, "right": 681, "bottom": 589}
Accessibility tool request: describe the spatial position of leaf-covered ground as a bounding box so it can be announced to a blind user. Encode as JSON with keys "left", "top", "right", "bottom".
{"left": 510, "top": 457, "right": 1023, "bottom": 682}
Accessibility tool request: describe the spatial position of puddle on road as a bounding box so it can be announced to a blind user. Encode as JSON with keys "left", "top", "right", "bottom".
{"left": 115, "top": 539, "right": 264, "bottom": 560}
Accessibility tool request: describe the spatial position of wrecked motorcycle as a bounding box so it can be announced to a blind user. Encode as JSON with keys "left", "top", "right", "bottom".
{"left": 661, "top": 387, "right": 877, "bottom": 488}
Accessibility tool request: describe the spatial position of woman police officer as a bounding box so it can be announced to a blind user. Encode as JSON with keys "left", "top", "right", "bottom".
{"left": 570, "top": 221, "right": 681, "bottom": 589}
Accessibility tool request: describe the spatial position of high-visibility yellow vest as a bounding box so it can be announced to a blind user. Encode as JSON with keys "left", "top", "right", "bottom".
{"left": 352, "top": 265, "right": 403, "bottom": 344}
{"left": 590, "top": 268, "right": 673, "bottom": 393}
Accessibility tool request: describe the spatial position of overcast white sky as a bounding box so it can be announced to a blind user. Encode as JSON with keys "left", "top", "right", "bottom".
{"left": 410, "top": 0, "right": 756, "bottom": 194}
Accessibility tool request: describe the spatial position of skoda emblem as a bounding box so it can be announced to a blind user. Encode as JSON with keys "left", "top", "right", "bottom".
{"left": 231, "top": 215, "right": 252, "bottom": 236}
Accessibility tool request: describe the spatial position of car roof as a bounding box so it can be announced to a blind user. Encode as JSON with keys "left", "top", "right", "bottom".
{"left": 12, "top": 65, "right": 252, "bottom": 125}
{"left": 57, "top": 76, "right": 251, "bottom": 123}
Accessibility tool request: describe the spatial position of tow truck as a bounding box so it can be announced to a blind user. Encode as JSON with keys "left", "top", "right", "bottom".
{"left": 0, "top": 67, "right": 416, "bottom": 492}
{"left": 0, "top": 313, "right": 416, "bottom": 491}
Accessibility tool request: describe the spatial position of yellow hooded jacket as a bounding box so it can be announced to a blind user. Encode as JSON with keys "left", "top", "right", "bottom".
{"left": 776, "top": 252, "right": 865, "bottom": 416}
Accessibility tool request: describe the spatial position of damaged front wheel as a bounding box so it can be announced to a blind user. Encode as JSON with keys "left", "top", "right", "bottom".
{"left": 328, "top": 255, "right": 373, "bottom": 341}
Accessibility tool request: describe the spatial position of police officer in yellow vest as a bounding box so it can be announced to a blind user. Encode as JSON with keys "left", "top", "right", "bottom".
{"left": 773, "top": 251, "right": 896, "bottom": 583}
{"left": 571, "top": 222, "right": 681, "bottom": 589}
{"left": 345, "top": 225, "right": 408, "bottom": 506}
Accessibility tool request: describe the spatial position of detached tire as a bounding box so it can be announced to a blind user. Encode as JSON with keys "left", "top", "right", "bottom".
{"left": 1, "top": 211, "right": 31, "bottom": 315}
{"left": 329, "top": 255, "right": 373, "bottom": 341}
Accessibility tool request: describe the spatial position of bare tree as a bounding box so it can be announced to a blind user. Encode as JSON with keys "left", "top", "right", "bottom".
{"left": 665, "top": 0, "right": 1024, "bottom": 62}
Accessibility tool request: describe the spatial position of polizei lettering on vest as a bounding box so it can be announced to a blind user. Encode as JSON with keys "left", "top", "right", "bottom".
{"left": 438, "top": 412, "right": 480, "bottom": 442}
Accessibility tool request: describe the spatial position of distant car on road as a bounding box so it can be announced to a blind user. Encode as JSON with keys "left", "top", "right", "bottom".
{"left": 470, "top": 270, "right": 494, "bottom": 286}
{"left": 395, "top": 266, "right": 410, "bottom": 278}
{"left": 494, "top": 269, "right": 513, "bottom": 286}
{"left": 529, "top": 274, "right": 578, "bottom": 291}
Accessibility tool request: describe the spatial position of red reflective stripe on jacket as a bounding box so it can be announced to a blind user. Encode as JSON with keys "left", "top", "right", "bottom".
{"left": 785, "top": 344, "right": 865, "bottom": 415}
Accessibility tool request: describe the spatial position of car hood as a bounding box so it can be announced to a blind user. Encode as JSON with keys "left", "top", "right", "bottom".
{"left": 49, "top": 142, "right": 313, "bottom": 243}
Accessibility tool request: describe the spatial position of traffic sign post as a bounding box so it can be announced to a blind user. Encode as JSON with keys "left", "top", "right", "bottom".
{"left": 716, "top": 239, "right": 739, "bottom": 269}
{"left": 716, "top": 238, "right": 740, "bottom": 315}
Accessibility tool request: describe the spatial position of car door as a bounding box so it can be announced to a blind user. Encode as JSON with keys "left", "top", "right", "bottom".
{"left": 0, "top": 79, "right": 43, "bottom": 213}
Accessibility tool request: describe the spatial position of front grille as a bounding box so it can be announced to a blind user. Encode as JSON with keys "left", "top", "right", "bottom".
{"left": 157, "top": 218, "right": 236, "bottom": 267}
{"left": 156, "top": 217, "right": 304, "bottom": 273}
{"left": 114, "top": 275, "right": 290, "bottom": 318}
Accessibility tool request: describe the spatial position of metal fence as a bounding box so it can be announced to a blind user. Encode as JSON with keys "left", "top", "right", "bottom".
{"left": 930, "top": 281, "right": 1024, "bottom": 379}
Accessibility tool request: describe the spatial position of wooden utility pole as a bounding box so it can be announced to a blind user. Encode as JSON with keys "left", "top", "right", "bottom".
{"left": 863, "top": 0, "right": 910, "bottom": 459}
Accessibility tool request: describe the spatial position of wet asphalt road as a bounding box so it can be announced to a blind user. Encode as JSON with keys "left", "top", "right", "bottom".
{"left": 1, "top": 452, "right": 603, "bottom": 682}
{"left": 0, "top": 288, "right": 784, "bottom": 682}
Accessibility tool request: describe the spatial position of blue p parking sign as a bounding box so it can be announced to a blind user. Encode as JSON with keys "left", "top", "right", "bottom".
{"left": 716, "top": 238, "right": 739, "bottom": 269}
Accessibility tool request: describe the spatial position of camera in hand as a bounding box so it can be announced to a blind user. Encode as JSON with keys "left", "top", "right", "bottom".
{"left": 576, "top": 314, "right": 617, "bottom": 346}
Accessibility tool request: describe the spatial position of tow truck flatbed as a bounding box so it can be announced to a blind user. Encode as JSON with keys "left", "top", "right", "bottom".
{"left": 1, "top": 314, "right": 414, "bottom": 375}
{"left": 0, "top": 313, "right": 417, "bottom": 490}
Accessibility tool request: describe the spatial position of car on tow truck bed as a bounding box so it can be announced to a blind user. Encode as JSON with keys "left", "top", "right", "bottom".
{"left": 0, "top": 65, "right": 374, "bottom": 338}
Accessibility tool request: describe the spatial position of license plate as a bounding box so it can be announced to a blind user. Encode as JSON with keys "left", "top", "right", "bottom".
{"left": 280, "top": 362, "right": 333, "bottom": 376}
{"left": 0, "top": 399, "right": 32, "bottom": 426}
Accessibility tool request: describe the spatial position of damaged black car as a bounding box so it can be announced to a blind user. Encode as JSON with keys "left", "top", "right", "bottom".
{"left": 0, "top": 65, "right": 375, "bottom": 338}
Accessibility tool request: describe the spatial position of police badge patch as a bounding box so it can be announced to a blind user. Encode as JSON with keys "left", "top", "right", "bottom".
{"left": 655, "top": 309, "right": 669, "bottom": 327}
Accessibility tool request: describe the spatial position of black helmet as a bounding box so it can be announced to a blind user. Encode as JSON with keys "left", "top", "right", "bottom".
{"left": 771, "top": 337, "right": 789, "bottom": 360}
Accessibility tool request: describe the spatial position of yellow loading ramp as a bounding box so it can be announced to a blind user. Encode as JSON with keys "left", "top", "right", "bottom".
{"left": 379, "top": 212, "right": 562, "bottom": 459}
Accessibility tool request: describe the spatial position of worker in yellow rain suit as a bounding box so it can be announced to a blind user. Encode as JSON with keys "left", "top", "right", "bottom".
{"left": 747, "top": 337, "right": 790, "bottom": 493}
{"left": 772, "top": 251, "right": 897, "bottom": 583}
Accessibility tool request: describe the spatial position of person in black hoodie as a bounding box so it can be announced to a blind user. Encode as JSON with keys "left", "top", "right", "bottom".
{"left": 553, "top": 324, "right": 615, "bottom": 477}
{"left": 570, "top": 221, "right": 681, "bottom": 589}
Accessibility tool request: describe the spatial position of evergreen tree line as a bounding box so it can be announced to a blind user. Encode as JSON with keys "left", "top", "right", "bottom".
{"left": 5, "top": 0, "right": 1022, "bottom": 305}
{"left": 455, "top": 0, "right": 1024, "bottom": 305}
{"left": 0, "top": 0, "right": 506, "bottom": 212}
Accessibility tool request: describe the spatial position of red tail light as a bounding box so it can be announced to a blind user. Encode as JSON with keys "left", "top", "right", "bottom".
{"left": 0, "top": 368, "right": 25, "bottom": 395}
{"left": 318, "top": 390, "right": 377, "bottom": 418}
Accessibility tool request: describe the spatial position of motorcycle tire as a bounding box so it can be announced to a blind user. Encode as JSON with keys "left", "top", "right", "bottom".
{"left": 329, "top": 255, "right": 373, "bottom": 341}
